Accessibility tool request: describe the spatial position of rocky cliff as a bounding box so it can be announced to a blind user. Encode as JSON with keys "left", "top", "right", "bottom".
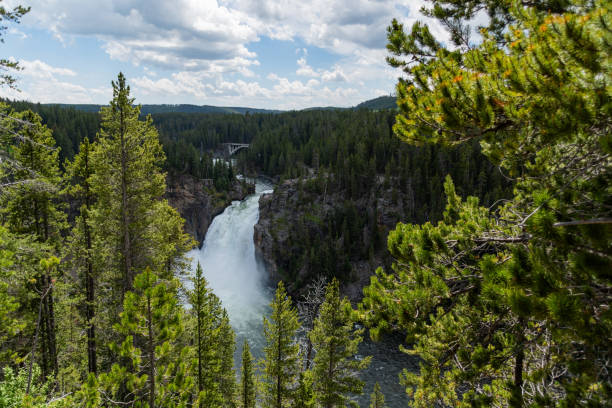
{"left": 166, "top": 172, "right": 254, "bottom": 246}
{"left": 254, "top": 175, "right": 412, "bottom": 301}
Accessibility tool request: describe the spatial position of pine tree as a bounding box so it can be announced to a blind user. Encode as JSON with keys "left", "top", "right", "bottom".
{"left": 92, "top": 268, "right": 193, "bottom": 407}
{"left": 63, "top": 137, "right": 97, "bottom": 375}
{"left": 89, "top": 73, "right": 193, "bottom": 366}
{"left": 90, "top": 73, "right": 167, "bottom": 299}
{"left": 362, "top": 1, "right": 611, "bottom": 406}
{"left": 189, "top": 261, "right": 236, "bottom": 407}
{"left": 310, "top": 279, "right": 370, "bottom": 408}
{"left": 239, "top": 340, "right": 256, "bottom": 408}
{"left": 0, "top": 106, "right": 65, "bottom": 379}
{"left": 261, "top": 281, "right": 300, "bottom": 408}
{"left": 369, "top": 382, "right": 385, "bottom": 408}
{"left": 0, "top": 226, "right": 21, "bottom": 362}
{"left": 297, "top": 276, "right": 327, "bottom": 371}
{"left": 294, "top": 372, "right": 315, "bottom": 408}
{"left": 218, "top": 310, "right": 237, "bottom": 407}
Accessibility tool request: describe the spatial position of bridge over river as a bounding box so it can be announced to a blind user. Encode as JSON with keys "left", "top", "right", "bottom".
{"left": 222, "top": 142, "right": 249, "bottom": 156}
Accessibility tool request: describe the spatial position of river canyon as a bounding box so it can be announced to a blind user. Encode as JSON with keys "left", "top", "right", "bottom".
{"left": 188, "top": 179, "right": 416, "bottom": 407}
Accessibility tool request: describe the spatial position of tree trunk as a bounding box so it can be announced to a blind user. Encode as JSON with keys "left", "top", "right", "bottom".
{"left": 45, "top": 273, "right": 58, "bottom": 375}
{"left": 197, "top": 293, "right": 202, "bottom": 393}
{"left": 277, "top": 329, "right": 282, "bottom": 408}
{"left": 305, "top": 340, "right": 313, "bottom": 371}
{"left": 326, "top": 341, "right": 334, "bottom": 408}
{"left": 84, "top": 150, "right": 97, "bottom": 374}
{"left": 148, "top": 294, "right": 155, "bottom": 408}
{"left": 514, "top": 318, "right": 525, "bottom": 407}
{"left": 119, "top": 105, "right": 133, "bottom": 295}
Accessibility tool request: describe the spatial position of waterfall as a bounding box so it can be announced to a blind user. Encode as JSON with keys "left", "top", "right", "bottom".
{"left": 188, "top": 180, "right": 273, "bottom": 362}
{"left": 187, "top": 179, "right": 413, "bottom": 407}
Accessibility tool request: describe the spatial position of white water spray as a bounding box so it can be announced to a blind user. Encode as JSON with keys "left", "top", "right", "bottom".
{"left": 188, "top": 180, "right": 273, "bottom": 361}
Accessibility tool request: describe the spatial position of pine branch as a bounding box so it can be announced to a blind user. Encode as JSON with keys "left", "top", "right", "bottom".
{"left": 553, "top": 218, "right": 612, "bottom": 227}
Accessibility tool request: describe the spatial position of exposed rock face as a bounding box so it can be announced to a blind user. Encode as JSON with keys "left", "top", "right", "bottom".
{"left": 166, "top": 172, "right": 254, "bottom": 246}
{"left": 254, "top": 176, "right": 410, "bottom": 302}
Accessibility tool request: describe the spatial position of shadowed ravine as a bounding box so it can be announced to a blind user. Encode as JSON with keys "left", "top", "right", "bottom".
{"left": 188, "top": 179, "right": 414, "bottom": 407}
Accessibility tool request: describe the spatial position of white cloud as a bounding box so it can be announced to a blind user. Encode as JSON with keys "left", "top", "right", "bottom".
{"left": 8, "top": 27, "right": 29, "bottom": 39}
{"left": 4, "top": 0, "right": 455, "bottom": 108}
{"left": 20, "top": 0, "right": 260, "bottom": 74}
{"left": 17, "top": 0, "right": 448, "bottom": 74}
{"left": 18, "top": 59, "right": 77, "bottom": 79}
{"left": 128, "top": 70, "right": 360, "bottom": 109}
{"left": 229, "top": 0, "right": 448, "bottom": 56}
{"left": 296, "top": 57, "right": 347, "bottom": 82}
{"left": 3, "top": 58, "right": 109, "bottom": 103}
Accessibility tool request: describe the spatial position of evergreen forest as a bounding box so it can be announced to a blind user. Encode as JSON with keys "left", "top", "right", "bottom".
{"left": 0, "top": 0, "right": 610, "bottom": 407}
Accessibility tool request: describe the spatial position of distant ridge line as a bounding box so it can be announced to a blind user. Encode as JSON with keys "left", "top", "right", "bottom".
{"left": 3, "top": 95, "right": 397, "bottom": 115}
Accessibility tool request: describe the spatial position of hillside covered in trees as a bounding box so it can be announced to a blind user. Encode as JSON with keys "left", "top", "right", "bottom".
{"left": 0, "top": 0, "right": 610, "bottom": 407}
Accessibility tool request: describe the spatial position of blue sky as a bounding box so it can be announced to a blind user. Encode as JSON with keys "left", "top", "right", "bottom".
{"left": 0, "top": 0, "right": 447, "bottom": 109}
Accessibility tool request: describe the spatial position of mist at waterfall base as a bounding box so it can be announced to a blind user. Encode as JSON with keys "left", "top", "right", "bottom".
{"left": 187, "top": 180, "right": 414, "bottom": 407}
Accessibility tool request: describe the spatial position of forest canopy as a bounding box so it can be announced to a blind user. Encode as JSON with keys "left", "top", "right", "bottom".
{"left": 361, "top": 0, "right": 611, "bottom": 406}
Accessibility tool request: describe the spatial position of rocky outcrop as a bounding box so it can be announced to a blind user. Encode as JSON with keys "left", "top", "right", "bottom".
{"left": 166, "top": 172, "right": 254, "bottom": 246}
{"left": 254, "top": 176, "right": 411, "bottom": 302}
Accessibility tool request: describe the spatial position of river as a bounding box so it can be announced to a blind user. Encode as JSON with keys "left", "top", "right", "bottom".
{"left": 188, "top": 179, "right": 415, "bottom": 407}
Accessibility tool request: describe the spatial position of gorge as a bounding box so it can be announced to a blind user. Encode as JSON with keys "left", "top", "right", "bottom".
{"left": 188, "top": 179, "right": 416, "bottom": 407}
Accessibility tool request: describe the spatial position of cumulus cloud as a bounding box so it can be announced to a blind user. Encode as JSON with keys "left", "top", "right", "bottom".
{"left": 229, "top": 0, "right": 447, "bottom": 56}
{"left": 3, "top": 58, "right": 109, "bottom": 103}
{"left": 129, "top": 70, "right": 359, "bottom": 109}
{"left": 20, "top": 0, "right": 259, "bottom": 73}
{"left": 5, "top": 0, "right": 453, "bottom": 107}
{"left": 296, "top": 58, "right": 347, "bottom": 82}
{"left": 16, "top": 0, "right": 447, "bottom": 73}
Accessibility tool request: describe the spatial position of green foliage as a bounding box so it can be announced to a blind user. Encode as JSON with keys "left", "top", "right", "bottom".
{"left": 189, "top": 262, "right": 236, "bottom": 407}
{"left": 294, "top": 372, "right": 315, "bottom": 408}
{"left": 239, "top": 341, "right": 256, "bottom": 408}
{"left": 369, "top": 382, "right": 385, "bottom": 408}
{"left": 362, "top": 1, "right": 612, "bottom": 406}
{"left": 88, "top": 74, "right": 194, "bottom": 371}
{"left": 0, "top": 103, "right": 66, "bottom": 379}
{"left": 85, "top": 268, "right": 193, "bottom": 407}
{"left": 3, "top": 101, "right": 100, "bottom": 164}
{"left": 0, "top": 3, "right": 29, "bottom": 88}
{"left": 0, "top": 365, "right": 62, "bottom": 408}
{"left": 62, "top": 137, "right": 97, "bottom": 378}
{"left": 261, "top": 281, "right": 301, "bottom": 408}
{"left": 310, "top": 279, "right": 370, "bottom": 408}
{"left": 91, "top": 73, "right": 167, "bottom": 292}
{"left": 0, "top": 226, "right": 22, "bottom": 362}
{"left": 0, "top": 105, "right": 65, "bottom": 244}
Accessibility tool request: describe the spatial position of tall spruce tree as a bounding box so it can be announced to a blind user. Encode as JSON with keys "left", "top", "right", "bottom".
{"left": 90, "top": 73, "right": 192, "bottom": 366}
{"left": 362, "top": 1, "right": 611, "bottom": 406}
{"left": 310, "top": 279, "right": 370, "bottom": 408}
{"left": 0, "top": 106, "right": 65, "bottom": 379}
{"left": 87, "top": 268, "right": 193, "bottom": 407}
{"left": 261, "top": 281, "right": 300, "bottom": 408}
{"left": 63, "top": 137, "right": 97, "bottom": 375}
{"left": 218, "top": 309, "right": 237, "bottom": 408}
{"left": 189, "top": 261, "right": 236, "bottom": 408}
{"left": 91, "top": 72, "right": 167, "bottom": 298}
{"left": 239, "top": 340, "right": 256, "bottom": 408}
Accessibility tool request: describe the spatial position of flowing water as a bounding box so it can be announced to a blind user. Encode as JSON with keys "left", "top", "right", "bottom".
{"left": 188, "top": 179, "right": 415, "bottom": 407}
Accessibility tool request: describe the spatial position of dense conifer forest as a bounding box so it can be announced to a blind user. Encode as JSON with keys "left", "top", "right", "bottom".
{"left": 0, "top": 0, "right": 610, "bottom": 407}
